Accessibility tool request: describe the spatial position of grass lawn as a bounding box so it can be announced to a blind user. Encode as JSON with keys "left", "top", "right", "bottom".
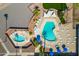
{"left": 75, "top": 19, "right": 79, "bottom": 22}
{"left": 74, "top": 3, "right": 79, "bottom": 9}
{"left": 43, "top": 3, "right": 67, "bottom": 11}
{"left": 73, "top": 4, "right": 79, "bottom": 22}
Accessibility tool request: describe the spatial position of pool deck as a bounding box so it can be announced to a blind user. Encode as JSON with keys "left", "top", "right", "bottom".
{"left": 35, "top": 3, "right": 76, "bottom": 53}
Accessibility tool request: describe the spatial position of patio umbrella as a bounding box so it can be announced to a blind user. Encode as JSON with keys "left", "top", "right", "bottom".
{"left": 49, "top": 48, "right": 54, "bottom": 56}
{"left": 62, "top": 44, "right": 68, "bottom": 52}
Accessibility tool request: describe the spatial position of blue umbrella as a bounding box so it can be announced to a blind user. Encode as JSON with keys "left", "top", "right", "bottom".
{"left": 36, "top": 35, "right": 41, "bottom": 43}
{"left": 62, "top": 44, "right": 68, "bottom": 52}
{"left": 63, "top": 47, "right": 68, "bottom": 52}
{"left": 49, "top": 48, "right": 54, "bottom": 56}
{"left": 56, "top": 45, "right": 61, "bottom": 53}
{"left": 57, "top": 48, "right": 61, "bottom": 53}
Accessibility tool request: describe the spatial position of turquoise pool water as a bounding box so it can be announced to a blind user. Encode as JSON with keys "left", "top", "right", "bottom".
{"left": 42, "top": 21, "right": 56, "bottom": 41}
{"left": 14, "top": 33, "right": 25, "bottom": 42}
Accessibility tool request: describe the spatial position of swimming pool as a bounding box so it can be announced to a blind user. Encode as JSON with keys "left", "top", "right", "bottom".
{"left": 42, "top": 21, "right": 56, "bottom": 41}
{"left": 14, "top": 33, "right": 25, "bottom": 42}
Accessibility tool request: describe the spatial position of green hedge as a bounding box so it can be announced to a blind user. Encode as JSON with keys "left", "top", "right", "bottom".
{"left": 43, "top": 3, "right": 67, "bottom": 11}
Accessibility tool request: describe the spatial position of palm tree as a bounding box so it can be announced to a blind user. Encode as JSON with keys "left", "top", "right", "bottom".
{"left": 35, "top": 6, "right": 39, "bottom": 9}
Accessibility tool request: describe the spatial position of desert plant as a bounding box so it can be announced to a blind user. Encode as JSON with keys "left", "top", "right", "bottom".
{"left": 60, "top": 16, "right": 65, "bottom": 24}
{"left": 39, "top": 46, "right": 45, "bottom": 56}
{"left": 29, "top": 31, "right": 33, "bottom": 35}
{"left": 33, "top": 8, "right": 40, "bottom": 16}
